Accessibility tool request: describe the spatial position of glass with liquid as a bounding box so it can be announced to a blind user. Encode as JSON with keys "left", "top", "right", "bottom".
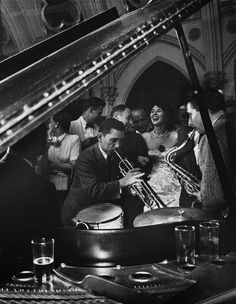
{"left": 199, "top": 221, "right": 219, "bottom": 261}
{"left": 175, "top": 225, "right": 196, "bottom": 268}
{"left": 31, "top": 238, "right": 54, "bottom": 283}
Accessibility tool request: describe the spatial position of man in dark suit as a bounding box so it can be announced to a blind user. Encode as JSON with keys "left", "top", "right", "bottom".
{"left": 110, "top": 104, "right": 151, "bottom": 170}
{"left": 0, "top": 125, "right": 61, "bottom": 228}
{"left": 61, "top": 118, "right": 144, "bottom": 227}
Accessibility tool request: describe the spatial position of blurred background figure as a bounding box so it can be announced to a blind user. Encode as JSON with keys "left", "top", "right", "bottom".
{"left": 47, "top": 111, "right": 80, "bottom": 214}
{"left": 131, "top": 107, "right": 152, "bottom": 134}
{"left": 70, "top": 97, "right": 105, "bottom": 142}
{"left": 142, "top": 104, "right": 181, "bottom": 208}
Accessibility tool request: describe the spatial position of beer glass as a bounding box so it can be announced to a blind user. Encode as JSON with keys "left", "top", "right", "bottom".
{"left": 175, "top": 225, "right": 196, "bottom": 268}
{"left": 199, "top": 221, "right": 219, "bottom": 260}
{"left": 31, "top": 237, "right": 54, "bottom": 283}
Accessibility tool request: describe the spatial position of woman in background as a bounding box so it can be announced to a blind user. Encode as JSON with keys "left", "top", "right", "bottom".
{"left": 142, "top": 104, "right": 181, "bottom": 208}
{"left": 48, "top": 111, "right": 80, "bottom": 213}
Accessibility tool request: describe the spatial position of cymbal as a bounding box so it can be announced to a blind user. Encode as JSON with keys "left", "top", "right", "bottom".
{"left": 133, "top": 207, "right": 217, "bottom": 227}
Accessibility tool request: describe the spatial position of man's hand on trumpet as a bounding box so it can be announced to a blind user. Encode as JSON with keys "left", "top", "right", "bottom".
{"left": 119, "top": 168, "right": 144, "bottom": 189}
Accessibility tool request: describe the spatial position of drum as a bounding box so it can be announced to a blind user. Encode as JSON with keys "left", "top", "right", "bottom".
{"left": 73, "top": 203, "right": 124, "bottom": 230}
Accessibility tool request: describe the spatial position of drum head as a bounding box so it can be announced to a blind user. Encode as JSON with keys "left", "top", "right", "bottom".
{"left": 77, "top": 203, "right": 122, "bottom": 224}
{"left": 133, "top": 207, "right": 216, "bottom": 227}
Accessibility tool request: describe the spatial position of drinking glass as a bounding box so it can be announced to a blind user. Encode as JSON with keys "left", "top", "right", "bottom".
{"left": 199, "top": 221, "right": 219, "bottom": 261}
{"left": 175, "top": 225, "right": 196, "bottom": 269}
{"left": 31, "top": 237, "right": 54, "bottom": 283}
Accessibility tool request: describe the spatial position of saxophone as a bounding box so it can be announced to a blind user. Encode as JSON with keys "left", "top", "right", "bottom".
{"left": 164, "top": 129, "right": 200, "bottom": 196}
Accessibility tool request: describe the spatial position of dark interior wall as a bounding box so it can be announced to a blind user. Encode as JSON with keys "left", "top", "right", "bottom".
{"left": 126, "top": 60, "right": 191, "bottom": 123}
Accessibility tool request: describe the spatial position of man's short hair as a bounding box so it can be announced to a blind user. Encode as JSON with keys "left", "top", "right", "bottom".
{"left": 53, "top": 111, "right": 71, "bottom": 132}
{"left": 99, "top": 118, "right": 125, "bottom": 135}
{"left": 110, "top": 104, "right": 127, "bottom": 118}
{"left": 131, "top": 107, "right": 148, "bottom": 117}
{"left": 82, "top": 97, "right": 105, "bottom": 113}
{"left": 186, "top": 87, "right": 226, "bottom": 113}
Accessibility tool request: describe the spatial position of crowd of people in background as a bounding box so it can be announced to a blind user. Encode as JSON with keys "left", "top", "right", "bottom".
{"left": 0, "top": 87, "right": 235, "bottom": 231}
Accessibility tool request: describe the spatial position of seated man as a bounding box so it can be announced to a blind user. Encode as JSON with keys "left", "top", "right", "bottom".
{"left": 61, "top": 118, "right": 144, "bottom": 228}
{"left": 0, "top": 124, "right": 61, "bottom": 228}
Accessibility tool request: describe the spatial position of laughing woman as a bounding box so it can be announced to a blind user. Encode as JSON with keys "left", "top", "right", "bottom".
{"left": 142, "top": 104, "right": 181, "bottom": 208}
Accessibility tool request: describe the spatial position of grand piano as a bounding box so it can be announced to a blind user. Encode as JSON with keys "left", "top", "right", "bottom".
{"left": 1, "top": 1, "right": 236, "bottom": 303}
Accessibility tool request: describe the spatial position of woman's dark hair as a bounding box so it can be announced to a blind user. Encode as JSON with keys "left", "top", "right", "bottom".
{"left": 53, "top": 111, "right": 72, "bottom": 132}
{"left": 185, "top": 87, "right": 226, "bottom": 113}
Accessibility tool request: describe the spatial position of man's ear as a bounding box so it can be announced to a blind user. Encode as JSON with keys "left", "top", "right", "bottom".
{"left": 97, "top": 132, "right": 102, "bottom": 142}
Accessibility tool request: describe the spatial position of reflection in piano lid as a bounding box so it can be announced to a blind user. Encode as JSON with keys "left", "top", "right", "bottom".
{"left": 0, "top": 0, "right": 212, "bottom": 154}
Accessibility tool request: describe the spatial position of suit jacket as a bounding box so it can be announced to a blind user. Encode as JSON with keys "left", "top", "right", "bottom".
{"left": 198, "top": 114, "right": 234, "bottom": 214}
{"left": 61, "top": 143, "right": 121, "bottom": 226}
{"left": 0, "top": 153, "right": 61, "bottom": 227}
{"left": 122, "top": 131, "right": 149, "bottom": 163}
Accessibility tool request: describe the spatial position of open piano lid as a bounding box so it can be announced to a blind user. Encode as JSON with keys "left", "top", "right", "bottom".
{"left": 0, "top": 0, "right": 211, "bottom": 153}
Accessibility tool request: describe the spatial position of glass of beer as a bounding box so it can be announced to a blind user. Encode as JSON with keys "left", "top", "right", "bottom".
{"left": 31, "top": 237, "right": 54, "bottom": 283}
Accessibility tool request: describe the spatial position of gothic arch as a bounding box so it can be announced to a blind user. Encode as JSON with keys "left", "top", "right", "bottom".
{"left": 115, "top": 37, "right": 206, "bottom": 106}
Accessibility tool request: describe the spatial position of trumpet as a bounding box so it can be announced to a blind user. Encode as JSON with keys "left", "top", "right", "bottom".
{"left": 113, "top": 149, "right": 167, "bottom": 210}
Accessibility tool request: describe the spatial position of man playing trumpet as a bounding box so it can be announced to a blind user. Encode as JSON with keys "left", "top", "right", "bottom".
{"left": 61, "top": 118, "right": 145, "bottom": 228}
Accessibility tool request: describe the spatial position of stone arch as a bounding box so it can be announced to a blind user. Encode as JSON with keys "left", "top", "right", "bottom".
{"left": 115, "top": 37, "right": 205, "bottom": 107}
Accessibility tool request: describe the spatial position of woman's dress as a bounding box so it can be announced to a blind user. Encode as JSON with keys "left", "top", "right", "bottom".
{"left": 143, "top": 130, "right": 181, "bottom": 208}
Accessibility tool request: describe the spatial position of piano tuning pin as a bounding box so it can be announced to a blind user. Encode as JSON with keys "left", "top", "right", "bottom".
{"left": 43, "top": 92, "right": 49, "bottom": 98}
{"left": 162, "top": 25, "right": 166, "bottom": 29}
{"left": 82, "top": 79, "right": 87, "bottom": 86}
{"left": 0, "top": 119, "right": 5, "bottom": 125}
{"left": 134, "top": 44, "right": 137, "bottom": 49}
{"left": 28, "top": 115, "right": 34, "bottom": 121}
{"left": 110, "top": 60, "right": 114, "bottom": 65}
{"left": 106, "top": 52, "right": 111, "bottom": 57}
{"left": 6, "top": 129, "right": 13, "bottom": 136}
{"left": 23, "top": 105, "right": 29, "bottom": 111}
{"left": 118, "top": 44, "right": 123, "bottom": 48}
{"left": 92, "top": 60, "right": 97, "bottom": 65}
{"left": 78, "top": 70, "right": 84, "bottom": 75}
{"left": 66, "top": 90, "right": 70, "bottom": 94}
{"left": 122, "top": 52, "right": 126, "bottom": 57}
{"left": 96, "top": 69, "right": 101, "bottom": 74}
{"left": 62, "top": 80, "right": 66, "bottom": 86}
{"left": 48, "top": 102, "right": 53, "bottom": 107}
